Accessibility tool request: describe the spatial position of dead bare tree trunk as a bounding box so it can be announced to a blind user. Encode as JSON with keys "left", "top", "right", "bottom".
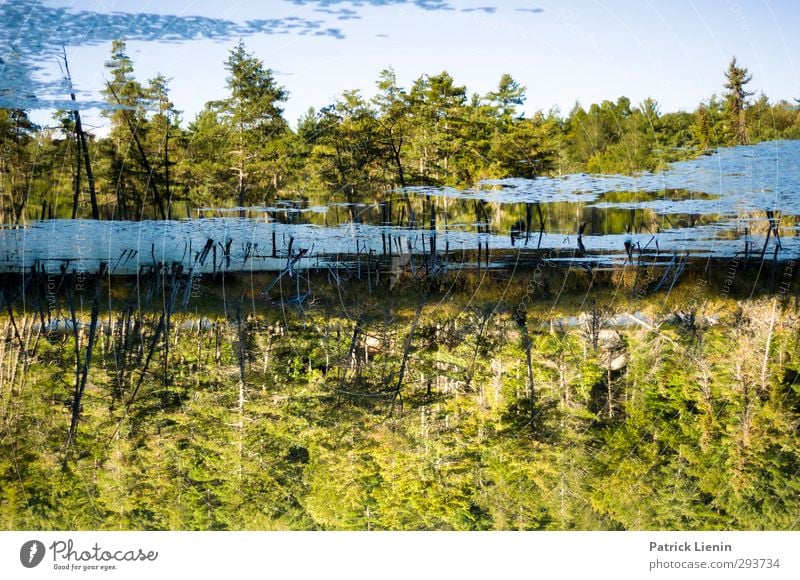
{"left": 67, "top": 263, "right": 106, "bottom": 447}
{"left": 392, "top": 296, "right": 426, "bottom": 414}
{"left": 77, "top": 117, "right": 99, "bottom": 220}
{"left": 164, "top": 115, "right": 171, "bottom": 220}
{"left": 64, "top": 268, "right": 82, "bottom": 399}
{"left": 63, "top": 48, "right": 99, "bottom": 220}
{"left": 342, "top": 316, "right": 363, "bottom": 386}
{"left": 71, "top": 120, "right": 82, "bottom": 219}
{"left": 235, "top": 303, "right": 247, "bottom": 480}
{"left": 514, "top": 307, "right": 536, "bottom": 428}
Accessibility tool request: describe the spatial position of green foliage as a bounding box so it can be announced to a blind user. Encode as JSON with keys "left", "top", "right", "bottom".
{"left": 723, "top": 56, "right": 754, "bottom": 145}
{"left": 217, "top": 41, "right": 290, "bottom": 205}
{"left": 1, "top": 281, "right": 799, "bottom": 530}
{"left": 309, "top": 90, "right": 381, "bottom": 199}
{"left": 0, "top": 108, "right": 38, "bottom": 222}
{"left": 3, "top": 50, "right": 800, "bottom": 221}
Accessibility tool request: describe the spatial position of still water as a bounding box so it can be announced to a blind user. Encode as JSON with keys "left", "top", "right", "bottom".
{"left": 1, "top": 140, "right": 798, "bottom": 274}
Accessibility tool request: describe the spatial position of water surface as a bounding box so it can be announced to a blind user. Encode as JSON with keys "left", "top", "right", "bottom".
{"left": 1, "top": 140, "right": 798, "bottom": 274}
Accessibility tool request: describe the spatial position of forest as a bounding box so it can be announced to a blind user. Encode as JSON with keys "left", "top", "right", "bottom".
{"left": 1, "top": 263, "right": 799, "bottom": 530}
{"left": 0, "top": 42, "right": 798, "bottom": 223}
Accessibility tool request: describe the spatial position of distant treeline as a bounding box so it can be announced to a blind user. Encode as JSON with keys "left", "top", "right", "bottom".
{"left": 1, "top": 42, "right": 799, "bottom": 222}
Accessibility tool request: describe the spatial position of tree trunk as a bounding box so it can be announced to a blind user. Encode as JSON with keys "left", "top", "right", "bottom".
{"left": 71, "top": 127, "right": 81, "bottom": 219}
{"left": 77, "top": 120, "right": 99, "bottom": 220}
{"left": 514, "top": 308, "right": 536, "bottom": 428}
{"left": 63, "top": 49, "right": 99, "bottom": 220}
{"left": 164, "top": 118, "right": 171, "bottom": 220}
{"left": 761, "top": 297, "right": 777, "bottom": 393}
{"left": 67, "top": 263, "right": 106, "bottom": 446}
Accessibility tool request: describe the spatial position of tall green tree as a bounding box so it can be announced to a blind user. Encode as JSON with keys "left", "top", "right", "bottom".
{"left": 692, "top": 103, "right": 712, "bottom": 150}
{"left": 488, "top": 112, "right": 559, "bottom": 178}
{"left": 408, "top": 71, "right": 467, "bottom": 184}
{"left": 723, "top": 56, "right": 754, "bottom": 145}
{"left": 565, "top": 97, "right": 631, "bottom": 171}
{"left": 101, "top": 40, "right": 146, "bottom": 141}
{"left": 311, "top": 91, "right": 381, "bottom": 205}
{"left": 373, "top": 68, "right": 411, "bottom": 189}
{"left": 0, "top": 109, "right": 37, "bottom": 223}
{"left": 219, "top": 41, "right": 289, "bottom": 207}
{"left": 486, "top": 73, "right": 526, "bottom": 123}
{"left": 101, "top": 40, "right": 158, "bottom": 218}
{"left": 145, "top": 74, "right": 181, "bottom": 217}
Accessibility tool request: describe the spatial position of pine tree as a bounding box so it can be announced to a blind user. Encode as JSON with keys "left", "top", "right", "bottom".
{"left": 102, "top": 40, "right": 146, "bottom": 144}
{"left": 101, "top": 40, "right": 157, "bottom": 218}
{"left": 220, "top": 41, "right": 288, "bottom": 207}
{"left": 373, "top": 68, "right": 411, "bottom": 188}
{"left": 487, "top": 73, "right": 526, "bottom": 122}
{"left": 723, "top": 56, "right": 754, "bottom": 146}
{"left": 408, "top": 72, "right": 467, "bottom": 184}
{"left": 692, "top": 103, "right": 711, "bottom": 150}
{"left": 0, "top": 109, "right": 37, "bottom": 222}
{"left": 311, "top": 90, "right": 380, "bottom": 204}
{"left": 145, "top": 74, "right": 181, "bottom": 218}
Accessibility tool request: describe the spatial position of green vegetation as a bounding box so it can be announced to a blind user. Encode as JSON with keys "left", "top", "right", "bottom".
{"left": 0, "top": 265, "right": 799, "bottom": 530}
{"left": 1, "top": 46, "right": 799, "bottom": 223}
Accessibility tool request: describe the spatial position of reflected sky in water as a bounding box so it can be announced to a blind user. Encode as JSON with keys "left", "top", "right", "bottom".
{"left": 0, "top": 0, "right": 525, "bottom": 111}
{"left": 477, "top": 140, "right": 794, "bottom": 214}
{"left": 1, "top": 140, "right": 798, "bottom": 273}
{"left": 0, "top": 0, "right": 346, "bottom": 110}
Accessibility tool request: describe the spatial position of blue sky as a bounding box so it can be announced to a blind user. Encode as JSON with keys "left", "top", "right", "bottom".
{"left": 3, "top": 0, "right": 799, "bottom": 131}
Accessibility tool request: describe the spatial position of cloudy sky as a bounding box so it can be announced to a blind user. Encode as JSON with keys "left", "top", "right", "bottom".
{"left": 1, "top": 0, "right": 798, "bottom": 131}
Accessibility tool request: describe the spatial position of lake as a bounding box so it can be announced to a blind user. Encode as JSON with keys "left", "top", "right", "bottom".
{"left": 1, "top": 139, "right": 798, "bottom": 274}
